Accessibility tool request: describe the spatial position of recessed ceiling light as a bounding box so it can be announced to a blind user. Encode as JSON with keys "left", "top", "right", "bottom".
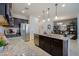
{"left": 28, "top": 3, "right": 31, "bottom": 6}
{"left": 22, "top": 10, "right": 25, "bottom": 13}
{"left": 48, "top": 18, "right": 50, "bottom": 21}
{"left": 42, "top": 20, "right": 45, "bottom": 22}
{"left": 62, "top": 4, "right": 66, "bottom": 7}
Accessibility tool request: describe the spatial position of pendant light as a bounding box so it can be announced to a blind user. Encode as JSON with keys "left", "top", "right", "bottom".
{"left": 27, "top": 1, "right": 31, "bottom": 6}
{"left": 47, "top": 8, "right": 50, "bottom": 21}
{"left": 55, "top": 4, "right": 58, "bottom": 19}
{"left": 42, "top": 10, "right": 45, "bottom": 22}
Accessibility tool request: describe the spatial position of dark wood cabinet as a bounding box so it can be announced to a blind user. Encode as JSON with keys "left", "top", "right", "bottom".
{"left": 53, "top": 18, "right": 77, "bottom": 40}
{"left": 39, "top": 36, "right": 51, "bottom": 53}
{"left": 0, "top": 3, "right": 6, "bottom": 16}
{"left": 34, "top": 34, "right": 68, "bottom": 56}
{"left": 13, "top": 17, "right": 28, "bottom": 27}
{"left": 39, "top": 36, "right": 45, "bottom": 49}
{"left": 67, "top": 20, "right": 77, "bottom": 40}
{"left": 5, "top": 3, "right": 14, "bottom": 27}
{"left": 50, "top": 39, "right": 63, "bottom": 56}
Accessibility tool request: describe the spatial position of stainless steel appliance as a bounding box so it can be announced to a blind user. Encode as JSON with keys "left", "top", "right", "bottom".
{"left": 21, "top": 23, "right": 30, "bottom": 42}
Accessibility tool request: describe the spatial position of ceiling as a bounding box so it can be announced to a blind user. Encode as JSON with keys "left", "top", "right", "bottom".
{"left": 12, "top": 3, "right": 79, "bottom": 20}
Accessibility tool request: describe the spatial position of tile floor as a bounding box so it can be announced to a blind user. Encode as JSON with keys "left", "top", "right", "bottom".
{"left": 0, "top": 37, "right": 50, "bottom": 56}
{"left": 0, "top": 37, "right": 79, "bottom": 56}
{"left": 70, "top": 39, "right": 79, "bottom": 56}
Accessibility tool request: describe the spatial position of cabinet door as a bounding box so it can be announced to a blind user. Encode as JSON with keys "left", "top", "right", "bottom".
{"left": 44, "top": 37, "right": 51, "bottom": 53}
{"left": 50, "top": 39, "right": 63, "bottom": 56}
{"left": 5, "top": 4, "right": 14, "bottom": 27}
{"left": 39, "top": 35, "right": 45, "bottom": 49}
{"left": 39, "top": 35, "right": 51, "bottom": 53}
{"left": 0, "top": 3, "right": 5, "bottom": 16}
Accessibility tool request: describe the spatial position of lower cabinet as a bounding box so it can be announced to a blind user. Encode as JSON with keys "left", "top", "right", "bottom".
{"left": 34, "top": 34, "right": 68, "bottom": 56}
{"left": 50, "top": 39, "right": 63, "bottom": 56}
{"left": 39, "top": 36, "right": 50, "bottom": 53}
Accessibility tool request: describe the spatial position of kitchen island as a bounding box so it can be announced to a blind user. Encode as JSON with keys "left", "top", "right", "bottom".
{"left": 34, "top": 34, "right": 70, "bottom": 56}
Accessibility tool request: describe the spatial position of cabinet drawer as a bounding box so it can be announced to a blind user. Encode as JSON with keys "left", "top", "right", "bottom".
{"left": 51, "top": 39, "right": 63, "bottom": 47}
{"left": 51, "top": 48, "right": 63, "bottom": 56}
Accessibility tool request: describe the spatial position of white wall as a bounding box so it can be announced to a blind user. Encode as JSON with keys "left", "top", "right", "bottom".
{"left": 29, "top": 16, "right": 39, "bottom": 39}
{"left": 77, "top": 15, "right": 79, "bottom": 46}
{"left": 29, "top": 16, "right": 54, "bottom": 40}
{"left": 39, "top": 19, "right": 54, "bottom": 34}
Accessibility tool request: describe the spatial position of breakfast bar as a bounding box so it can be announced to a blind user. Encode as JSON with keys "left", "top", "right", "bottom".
{"left": 34, "top": 34, "right": 69, "bottom": 56}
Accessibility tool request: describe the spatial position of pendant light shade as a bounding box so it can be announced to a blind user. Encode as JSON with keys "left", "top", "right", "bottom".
{"left": 55, "top": 4, "right": 58, "bottom": 19}
{"left": 42, "top": 10, "right": 45, "bottom": 22}
{"left": 47, "top": 8, "right": 50, "bottom": 21}
{"left": 55, "top": 16, "right": 58, "bottom": 19}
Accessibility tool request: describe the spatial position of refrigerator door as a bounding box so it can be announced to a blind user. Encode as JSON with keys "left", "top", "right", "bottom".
{"left": 25, "top": 24, "right": 30, "bottom": 41}
{"left": 21, "top": 23, "right": 30, "bottom": 42}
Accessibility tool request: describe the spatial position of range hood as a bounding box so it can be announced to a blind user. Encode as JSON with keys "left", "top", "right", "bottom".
{"left": 0, "top": 15, "right": 9, "bottom": 26}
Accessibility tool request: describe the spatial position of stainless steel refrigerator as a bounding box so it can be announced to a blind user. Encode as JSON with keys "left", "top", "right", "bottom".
{"left": 21, "top": 23, "right": 30, "bottom": 42}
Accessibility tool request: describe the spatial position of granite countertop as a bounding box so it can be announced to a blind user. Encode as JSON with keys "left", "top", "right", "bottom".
{"left": 0, "top": 37, "right": 50, "bottom": 56}
{"left": 35, "top": 34, "right": 74, "bottom": 40}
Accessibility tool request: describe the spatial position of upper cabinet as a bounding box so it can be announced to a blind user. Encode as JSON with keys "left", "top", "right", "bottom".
{"left": 13, "top": 17, "right": 28, "bottom": 27}
{"left": 5, "top": 4, "right": 14, "bottom": 27}
{"left": 0, "top": 3, "right": 14, "bottom": 27}
{"left": 0, "top": 3, "right": 6, "bottom": 16}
